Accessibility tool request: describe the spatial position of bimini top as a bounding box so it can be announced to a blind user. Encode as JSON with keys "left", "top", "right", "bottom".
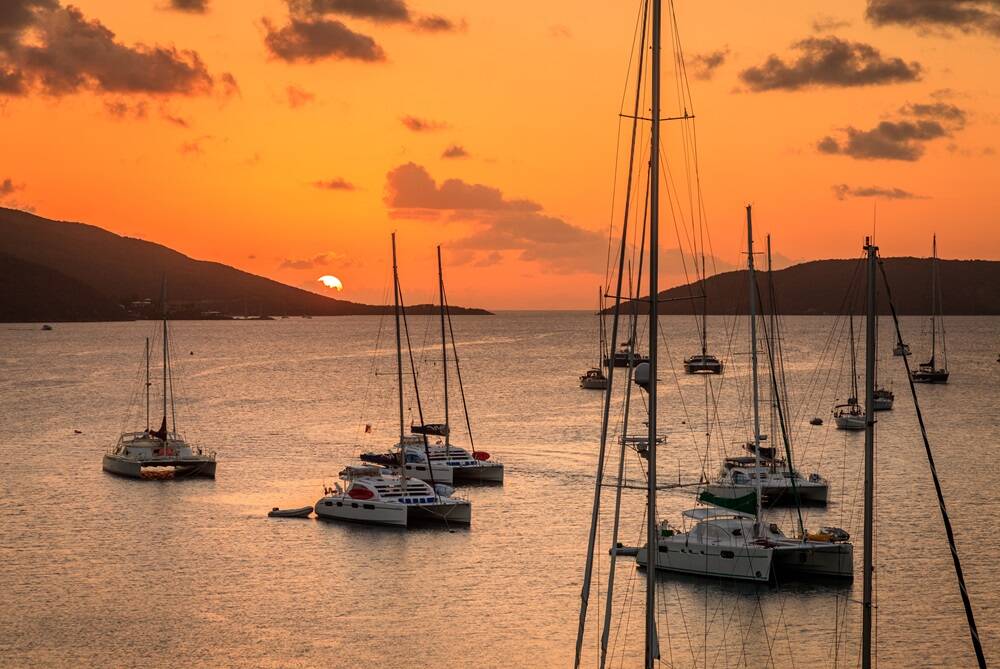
{"left": 682, "top": 507, "right": 755, "bottom": 521}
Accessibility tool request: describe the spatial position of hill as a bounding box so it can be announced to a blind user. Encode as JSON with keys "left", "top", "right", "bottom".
{"left": 609, "top": 257, "right": 1000, "bottom": 315}
{"left": 0, "top": 207, "right": 491, "bottom": 321}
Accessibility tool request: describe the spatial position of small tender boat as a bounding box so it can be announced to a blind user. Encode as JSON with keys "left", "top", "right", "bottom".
{"left": 809, "top": 417, "right": 823, "bottom": 426}
{"left": 41, "top": 324, "right": 53, "bottom": 331}
{"left": 268, "top": 506, "right": 313, "bottom": 518}
{"left": 579, "top": 367, "right": 608, "bottom": 389}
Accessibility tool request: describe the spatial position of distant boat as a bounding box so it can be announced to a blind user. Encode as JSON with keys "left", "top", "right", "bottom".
{"left": 911, "top": 234, "right": 949, "bottom": 384}
{"left": 683, "top": 245, "right": 723, "bottom": 374}
{"left": 580, "top": 286, "right": 609, "bottom": 389}
{"left": 605, "top": 339, "right": 649, "bottom": 368}
{"left": 41, "top": 324, "right": 53, "bottom": 331}
{"left": 833, "top": 313, "right": 866, "bottom": 430}
{"left": 893, "top": 342, "right": 911, "bottom": 356}
{"left": 103, "top": 295, "right": 216, "bottom": 479}
{"left": 874, "top": 387, "right": 894, "bottom": 411}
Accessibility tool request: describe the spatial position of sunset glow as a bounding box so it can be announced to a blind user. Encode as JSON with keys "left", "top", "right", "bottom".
{"left": 0, "top": 0, "right": 997, "bottom": 308}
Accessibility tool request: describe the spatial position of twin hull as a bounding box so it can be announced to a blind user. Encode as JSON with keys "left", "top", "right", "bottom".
{"left": 313, "top": 496, "right": 472, "bottom": 527}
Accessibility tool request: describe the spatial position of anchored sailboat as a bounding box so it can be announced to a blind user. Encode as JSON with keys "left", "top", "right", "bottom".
{"left": 834, "top": 311, "right": 866, "bottom": 430}
{"left": 103, "top": 292, "right": 216, "bottom": 479}
{"left": 580, "top": 287, "right": 609, "bottom": 389}
{"left": 683, "top": 239, "right": 723, "bottom": 374}
{"left": 912, "top": 234, "right": 949, "bottom": 383}
{"left": 316, "top": 235, "right": 471, "bottom": 527}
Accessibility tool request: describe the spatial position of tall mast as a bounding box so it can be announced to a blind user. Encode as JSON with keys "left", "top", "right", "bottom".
{"left": 645, "top": 0, "right": 661, "bottom": 665}
{"left": 931, "top": 234, "right": 937, "bottom": 366}
{"left": 597, "top": 286, "right": 604, "bottom": 369}
{"left": 392, "top": 234, "right": 406, "bottom": 483}
{"left": 161, "top": 281, "right": 168, "bottom": 432}
{"left": 437, "top": 245, "right": 450, "bottom": 454}
{"left": 145, "top": 337, "right": 150, "bottom": 432}
{"left": 862, "top": 238, "right": 877, "bottom": 668}
{"left": 848, "top": 312, "right": 859, "bottom": 401}
{"left": 746, "top": 205, "right": 762, "bottom": 525}
{"left": 701, "top": 238, "right": 708, "bottom": 356}
{"left": 766, "top": 235, "right": 775, "bottom": 452}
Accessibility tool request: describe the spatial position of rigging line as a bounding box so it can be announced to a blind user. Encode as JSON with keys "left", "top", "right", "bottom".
{"left": 397, "top": 275, "right": 439, "bottom": 493}
{"left": 575, "top": 0, "right": 650, "bottom": 661}
{"left": 442, "top": 283, "right": 475, "bottom": 452}
{"left": 877, "top": 259, "right": 988, "bottom": 669}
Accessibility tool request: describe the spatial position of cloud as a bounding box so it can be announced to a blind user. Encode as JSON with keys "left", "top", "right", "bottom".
{"left": 739, "top": 36, "right": 921, "bottom": 91}
{"left": 285, "top": 84, "right": 315, "bottom": 107}
{"left": 104, "top": 99, "right": 147, "bottom": 119}
{"left": 287, "top": 0, "right": 461, "bottom": 32}
{"left": 161, "top": 111, "right": 189, "bottom": 127}
{"left": 385, "top": 163, "right": 605, "bottom": 273}
{"left": 549, "top": 24, "right": 572, "bottom": 38}
{"left": 385, "top": 162, "right": 539, "bottom": 211}
{"left": 263, "top": 17, "right": 384, "bottom": 62}
{"left": 413, "top": 15, "right": 460, "bottom": 32}
{"left": 441, "top": 144, "right": 468, "bottom": 159}
{"left": 313, "top": 177, "right": 355, "bottom": 190}
{"left": 279, "top": 251, "right": 346, "bottom": 270}
{"left": 400, "top": 114, "right": 446, "bottom": 131}
{"left": 866, "top": 0, "right": 1000, "bottom": 38}
{"left": 472, "top": 250, "right": 503, "bottom": 267}
{"left": 812, "top": 15, "right": 852, "bottom": 32}
{"left": 0, "top": 177, "right": 22, "bottom": 196}
{"left": 817, "top": 100, "right": 965, "bottom": 161}
{"left": 689, "top": 48, "right": 729, "bottom": 80}
{"left": 168, "top": 0, "right": 208, "bottom": 13}
{"left": 178, "top": 134, "right": 212, "bottom": 155}
{"left": 833, "top": 184, "right": 925, "bottom": 200}
{"left": 0, "top": 3, "right": 232, "bottom": 99}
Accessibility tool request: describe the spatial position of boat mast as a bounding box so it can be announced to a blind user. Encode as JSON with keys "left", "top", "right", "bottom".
{"left": 596, "top": 286, "right": 604, "bottom": 370}
{"left": 437, "top": 246, "right": 450, "bottom": 455}
{"left": 646, "top": 0, "right": 661, "bottom": 665}
{"left": 766, "top": 234, "right": 775, "bottom": 454}
{"left": 862, "top": 238, "right": 877, "bottom": 668}
{"left": 701, "top": 237, "right": 708, "bottom": 357}
{"left": 930, "top": 234, "right": 937, "bottom": 368}
{"left": 145, "top": 337, "right": 150, "bottom": 432}
{"left": 746, "top": 205, "right": 763, "bottom": 526}
{"left": 161, "top": 282, "right": 168, "bottom": 433}
{"left": 392, "top": 234, "right": 406, "bottom": 483}
{"left": 848, "top": 312, "right": 859, "bottom": 402}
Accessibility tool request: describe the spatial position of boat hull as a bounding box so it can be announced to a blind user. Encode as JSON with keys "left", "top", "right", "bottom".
{"left": 452, "top": 462, "right": 504, "bottom": 483}
{"left": 911, "top": 371, "right": 949, "bottom": 384}
{"left": 683, "top": 359, "right": 724, "bottom": 374}
{"left": 835, "top": 415, "right": 866, "bottom": 430}
{"left": 705, "top": 482, "right": 828, "bottom": 506}
{"left": 409, "top": 500, "right": 472, "bottom": 525}
{"left": 102, "top": 454, "right": 216, "bottom": 479}
{"left": 314, "top": 496, "right": 407, "bottom": 527}
{"left": 873, "top": 398, "right": 893, "bottom": 411}
{"left": 636, "top": 541, "right": 773, "bottom": 582}
{"left": 773, "top": 541, "right": 853, "bottom": 579}
{"left": 579, "top": 377, "right": 608, "bottom": 390}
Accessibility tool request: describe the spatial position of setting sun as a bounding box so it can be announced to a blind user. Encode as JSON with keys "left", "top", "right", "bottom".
{"left": 318, "top": 275, "right": 343, "bottom": 291}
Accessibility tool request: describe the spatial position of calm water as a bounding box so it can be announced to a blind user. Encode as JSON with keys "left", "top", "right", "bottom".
{"left": 1, "top": 313, "right": 998, "bottom": 668}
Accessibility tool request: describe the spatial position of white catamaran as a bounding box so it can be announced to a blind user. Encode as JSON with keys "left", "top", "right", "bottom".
{"left": 103, "top": 301, "right": 216, "bottom": 479}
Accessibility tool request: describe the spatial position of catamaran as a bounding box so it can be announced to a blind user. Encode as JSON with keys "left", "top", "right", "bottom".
{"left": 317, "top": 235, "right": 472, "bottom": 526}
{"left": 683, "top": 243, "right": 723, "bottom": 374}
{"left": 103, "top": 299, "right": 216, "bottom": 479}
{"left": 912, "top": 234, "right": 949, "bottom": 383}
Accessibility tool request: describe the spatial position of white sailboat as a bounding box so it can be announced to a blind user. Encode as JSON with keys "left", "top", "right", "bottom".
{"left": 316, "top": 234, "right": 471, "bottom": 527}
{"left": 580, "top": 287, "right": 609, "bottom": 389}
{"left": 834, "top": 312, "right": 867, "bottom": 430}
{"left": 911, "top": 234, "right": 949, "bottom": 383}
{"left": 103, "top": 299, "right": 216, "bottom": 479}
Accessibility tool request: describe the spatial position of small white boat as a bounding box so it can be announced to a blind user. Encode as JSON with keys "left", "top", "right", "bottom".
{"left": 314, "top": 466, "right": 471, "bottom": 528}
{"left": 268, "top": 506, "right": 313, "bottom": 518}
{"left": 873, "top": 387, "right": 894, "bottom": 411}
{"left": 579, "top": 367, "right": 608, "bottom": 390}
{"left": 833, "top": 400, "right": 866, "bottom": 430}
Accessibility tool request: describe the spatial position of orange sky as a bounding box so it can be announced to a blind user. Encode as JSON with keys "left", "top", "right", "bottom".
{"left": 1, "top": 0, "right": 998, "bottom": 308}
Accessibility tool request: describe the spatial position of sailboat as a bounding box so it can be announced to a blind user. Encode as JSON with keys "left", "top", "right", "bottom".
{"left": 911, "top": 234, "right": 949, "bottom": 383}
{"left": 580, "top": 287, "right": 609, "bottom": 389}
{"left": 682, "top": 243, "right": 723, "bottom": 374}
{"left": 103, "top": 298, "right": 216, "bottom": 479}
{"left": 638, "top": 207, "right": 851, "bottom": 580}
{"left": 833, "top": 311, "right": 866, "bottom": 430}
{"left": 316, "top": 235, "right": 471, "bottom": 527}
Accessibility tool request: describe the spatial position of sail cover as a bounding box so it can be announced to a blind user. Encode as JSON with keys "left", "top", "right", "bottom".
{"left": 698, "top": 490, "right": 757, "bottom": 515}
{"left": 411, "top": 423, "right": 449, "bottom": 436}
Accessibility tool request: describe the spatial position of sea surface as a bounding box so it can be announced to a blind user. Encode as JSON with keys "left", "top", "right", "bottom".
{"left": 1, "top": 313, "right": 998, "bottom": 668}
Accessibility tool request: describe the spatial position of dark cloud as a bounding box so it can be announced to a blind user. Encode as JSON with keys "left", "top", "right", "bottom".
{"left": 263, "top": 17, "right": 384, "bottom": 62}
{"left": 178, "top": 134, "right": 212, "bottom": 155}
{"left": 313, "top": 177, "right": 355, "bottom": 190}
{"left": 812, "top": 15, "right": 852, "bottom": 32}
{"left": 0, "top": 3, "right": 224, "bottom": 97}
{"left": 386, "top": 163, "right": 604, "bottom": 273}
{"left": 689, "top": 48, "right": 728, "bottom": 80}
{"left": 285, "top": 84, "right": 315, "bottom": 107}
{"left": 104, "top": 99, "right": 147, "bottom": 119}
{"left": 400, "top": 114, "right": 446, "bottom": 131}
{"left": 289, "top": 0, "right": 410, "bottom": 22}
{"left": 866, "top": 0, "right": 1000, "bottom": 38}
{"left": 441, "top": 144, "right": 468, "bottom": 159}
{"left": 739, "top": 36, "right": 921, "bottom": 91}
{"left": 385, "top": 163, "right": 539, "bottom": 211}
{"left": 413, "top": 15, "right": 460, "bottom": 32}
{"left": 161, "top": 111, "right": 189, "bottom": 127}
{"left": 279, "top": 251, "right": 345, "bottom": 270}
{"left": 169, "top": 0, "right": 209, "bottom": 13}
{"left": 0, "top": 177, "right": 21, "bottom": 196}
{"left": 833, "top": 184, "right": 925, "bottom": 200}
{"left": 818, "top": 100, "right": 966, "bottom": 161}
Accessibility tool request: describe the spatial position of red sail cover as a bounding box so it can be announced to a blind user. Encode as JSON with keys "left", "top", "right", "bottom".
{"left": 347, "top": 487, "right": 375, "bottom": 500}
{"left": 472, "top": 451, "right": 490, "bottom": 461}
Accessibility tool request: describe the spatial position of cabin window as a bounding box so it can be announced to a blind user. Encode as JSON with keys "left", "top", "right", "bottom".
{"left": 351, "top": 503, "right": 359, "bottom": 508}
{"left": 658, "top": 545, "right": 669, "bottom": 553}
{"left": 721, "top": 550, "right": 735, "bottom": 559}
{"left": 363, "top": 504, "right": 375, "bottom": 510}
{"left": 733, "top": 472, "right": 749, "bottom": 484}
{"left": 324, "top": 501, "right": 332, "bottom": 506}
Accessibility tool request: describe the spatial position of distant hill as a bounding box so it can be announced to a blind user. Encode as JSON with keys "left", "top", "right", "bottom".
{"left": 0, "top": 207, "right": 491, "bottom": 321}
{"left": 609, "top": 257, "right": 1000, "bottom": 315}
